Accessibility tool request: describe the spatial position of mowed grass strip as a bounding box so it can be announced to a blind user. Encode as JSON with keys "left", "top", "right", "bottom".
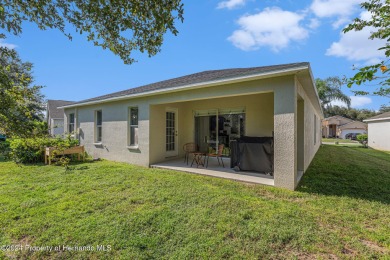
{"left": 0, "top": 145, "right": 389, "bottom": 259}
{"left": 322, "top": 138, "right": 359, "bottom": 144}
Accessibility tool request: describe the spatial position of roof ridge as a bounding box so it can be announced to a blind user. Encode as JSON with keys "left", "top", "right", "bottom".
{"left": 47, "top": 99, "right": 75, "bottom": 103}
{"left": 340, "top": 120, "right": 366, "bottom": 126}
{"left": 365, "top": 111, "right": 390, "bottom": 120}
{"left": 66, "top": 62, "right": 310, "bottom": 106}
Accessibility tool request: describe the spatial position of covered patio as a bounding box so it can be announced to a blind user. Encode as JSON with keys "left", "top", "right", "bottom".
{"left": 147, "top": 71, "right": 321, "bottom": 190}
{"left": 151, "top": 157, "right": 274, "bottom": 185}
{"left": 149, "top": 91, "right": 277, "bottom": 186}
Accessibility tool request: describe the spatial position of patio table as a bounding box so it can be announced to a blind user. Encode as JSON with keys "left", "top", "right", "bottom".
{"left": 191, "top": 152, "right": 205, "bottom": 168}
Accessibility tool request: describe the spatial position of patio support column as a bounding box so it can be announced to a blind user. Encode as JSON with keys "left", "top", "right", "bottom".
{"left": 137, "top": 103, "right": 150, "bottom": 167}
{"left": 273, "top": 83, "right": 297, "bottom": 190}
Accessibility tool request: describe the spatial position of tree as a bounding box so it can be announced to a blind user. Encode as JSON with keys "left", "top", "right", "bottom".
{"left": 343, "top": 0, "right": 390, "bottom": 98}
{"left": 316, "top": 77, "right": 351, "bottom": 111}
{"left": 0, "top": 38, "right": 45, "bottom": 137}
{"left": 324, "top": 105, "right": 378, "bottom": 121}
{"left": 0, "top": 0, "right": 184, "bottom": 64}
{"left": 379, "top": 104, "right": 390, "bottom": 113}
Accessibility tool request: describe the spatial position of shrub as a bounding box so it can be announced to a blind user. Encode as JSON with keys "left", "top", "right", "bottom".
{"left": 357, "top": 134, "right": 368, "bottom": 147}
{"left": 0, "top": 139, "right": 11, "bottom": 159}
{"left": 9, "top": 136, "right": 79, "bottom": 164}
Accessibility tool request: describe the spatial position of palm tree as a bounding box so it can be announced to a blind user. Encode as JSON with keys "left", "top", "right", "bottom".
{"left": 316, "top": 77, "right": 351, "bottom": 111}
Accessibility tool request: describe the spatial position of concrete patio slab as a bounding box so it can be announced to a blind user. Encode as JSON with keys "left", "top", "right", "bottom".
{"left": 151, "top": 157, "right": 274, "bottom": 186}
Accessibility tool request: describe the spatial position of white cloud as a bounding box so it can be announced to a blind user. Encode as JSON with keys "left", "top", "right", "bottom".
{"left": 310, "top": 0, "right": 362, "bottom": 28}
{"left": 360, "top": 10, "right": 373, "bottom": 21}
{"left": 326, "top": 26, "right": 385, "bottom": 65}
{"left": 228, "top": 7, "right": 309, "bottom": 52}
{"left": 308, "top": 18, "right": 320, "bottom": 29}
{"left": 0, "top": 40, "right": 17, "bottom": 49}
{"left": 351, "top": 96, "right": 372, "bottom": 107}
{"left": 217, "top": 0, "right": 247, "bottom": 9}
{"left": 331, "top": 96, "right": 372, "bottom": 108}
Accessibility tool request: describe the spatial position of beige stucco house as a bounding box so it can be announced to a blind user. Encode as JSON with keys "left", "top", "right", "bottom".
{"left": 60, "top": 62, "right": 323, "bottom": 190}
{"left": 364, "top": 112, "right": 390, "bottom": 151}
{"left": 322, "top": 115, "right": 367, "bottom": 139}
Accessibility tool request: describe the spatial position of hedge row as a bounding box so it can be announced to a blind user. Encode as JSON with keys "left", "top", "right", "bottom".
{"left": 8, "top": 137, "right": 79, "bottom": 163}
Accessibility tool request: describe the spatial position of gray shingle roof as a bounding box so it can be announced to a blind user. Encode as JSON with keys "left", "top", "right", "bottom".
{"left": 69, "top": 62, "right": 309, "bottom": 106}
{"left": 47, "top": 100, "right": 75, "bottom": 119}
{"left": 323, "top": 115, "right": 353, "bottom": 121}
{"left": 365, "top": 111, "right": 390, "bottom": 121}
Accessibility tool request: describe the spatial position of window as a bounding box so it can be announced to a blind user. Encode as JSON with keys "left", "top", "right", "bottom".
{"left": 68, "top": 113, "right": 75, "bottom": 134}
{"left": 314, "top": 114, "right": 317, "bottom": 145}
{"left": 129, "top": 107, "right": 138, "bottom": 147}
{"left": 95, "top": 110, "right": 102, "bottom": 143}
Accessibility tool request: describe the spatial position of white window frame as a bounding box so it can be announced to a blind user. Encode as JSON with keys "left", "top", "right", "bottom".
{"left": 95, "top": 110, "right": 102, "bottom": 143}
{"left": 128, "top": 107, "right": 139, "bottom": 148}
{"left": 68, "top": 113, "right": 75, "bottom": 134}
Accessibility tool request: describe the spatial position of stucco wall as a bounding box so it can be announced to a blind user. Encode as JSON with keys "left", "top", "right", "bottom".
{"left": 271, "top": 76, "right": 322, "bottom": 190}
{"left": 367, "top": 120, "right": 390, "bottom": 151}
{"left": 65, "top": 102, "right": 150, "bottom": 166}
{"left": 296, "top": 79, "right": 322, "bottom": 175}
{"left": 273, "top": 82, "right": 297, "bottom": 190}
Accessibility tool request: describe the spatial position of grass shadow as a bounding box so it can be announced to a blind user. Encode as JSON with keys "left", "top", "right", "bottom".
{"left": 298, "top": 145, "right": 390, "bottom": 204}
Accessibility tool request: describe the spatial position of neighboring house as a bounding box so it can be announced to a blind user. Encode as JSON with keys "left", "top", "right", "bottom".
{"left": 322, "top": 115, "right": 367, "bottom": 139}
{"left": 46, "top": 100, "right": 74, "bottom": 136}
{"left": 364, "top": 112, "right": 390, "bottom": 151}
{"left": 61, "top": 62, "right": 323, "bottom": 190}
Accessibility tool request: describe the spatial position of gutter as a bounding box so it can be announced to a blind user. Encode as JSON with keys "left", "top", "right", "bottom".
{"left": 59, "top": 65, "right": 309, "bottom": 109}
{"left": 364, "top": 117, "right": 390, "bottom": 122}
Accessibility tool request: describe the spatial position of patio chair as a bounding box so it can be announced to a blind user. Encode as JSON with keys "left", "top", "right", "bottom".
{"left": 205, "top": 144, "right": 225, "bottom": 168}
{"left": 183, "top": 142, "right": 198, "bottom": 165}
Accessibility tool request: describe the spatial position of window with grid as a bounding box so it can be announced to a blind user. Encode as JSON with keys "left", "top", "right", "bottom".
{"left": 166, "top": 111, "right": 175, "bottom": 151}
{"left": 68, "top": 113, "right": 75, "bottom": 134}
{"left": 95, "top": 110, "right": 102, "bottom": 142}
{"left": 129, "top": 107, "right": 138, "bottom": 147}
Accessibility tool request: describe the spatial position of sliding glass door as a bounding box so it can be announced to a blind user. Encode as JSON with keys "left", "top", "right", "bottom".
{"left": 194, "top": 108, "right": 245, "bottom": 153}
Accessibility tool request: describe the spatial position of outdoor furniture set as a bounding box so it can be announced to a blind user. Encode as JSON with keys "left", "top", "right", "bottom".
{"left": 183, "top": 142, "right": 225, "bottom": 168}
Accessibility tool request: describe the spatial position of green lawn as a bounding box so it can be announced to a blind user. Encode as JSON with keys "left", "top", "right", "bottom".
{"left": 0, "top": 145, "right": 389, "bottom": 259}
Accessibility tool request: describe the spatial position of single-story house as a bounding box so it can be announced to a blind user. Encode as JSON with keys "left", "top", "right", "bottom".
{"left": 322, "top": 115, "right": 367, "bottom": 139}
{"left": 60, "top": 62, "right": 323, "bottom": 190}
{"left": 364, "top": 111, "right": 390, "bottom": 151}
{"left": 46, "top": 100, "right": 74, "bottom": 136}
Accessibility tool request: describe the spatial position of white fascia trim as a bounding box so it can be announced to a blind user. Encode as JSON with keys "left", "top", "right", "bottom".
{"left": 59, "top": 66, "right": 309, "bottom": 109}
{"left": 364, "top": 117, "right": 390, "bottom": 122}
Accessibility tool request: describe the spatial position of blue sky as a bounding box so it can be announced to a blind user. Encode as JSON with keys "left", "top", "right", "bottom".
{"left": 1, "top": 0, "right": 389, "bottom": 110}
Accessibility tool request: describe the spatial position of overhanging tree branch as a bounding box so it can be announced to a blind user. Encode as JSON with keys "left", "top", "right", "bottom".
{"left": 0, "top": 0, "right": 184, "bottom": 64}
